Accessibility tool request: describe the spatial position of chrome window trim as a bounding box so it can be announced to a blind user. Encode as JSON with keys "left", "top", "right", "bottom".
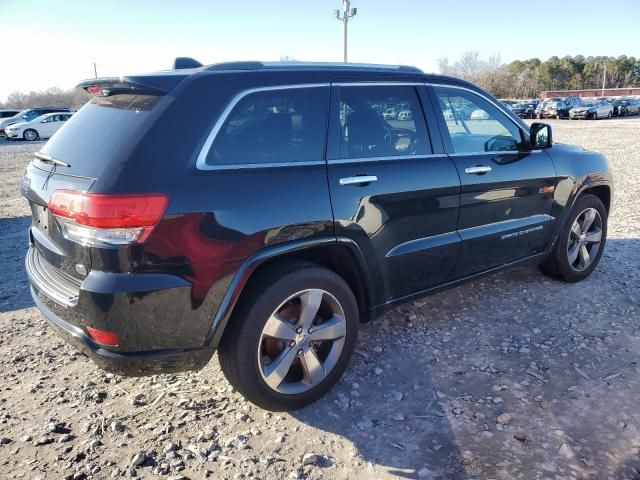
{"left": 195, "top": 83, "right": 330, "bottom": 171}
{"left": 333, "top": 81, "right": 424, "bottom": 87}
{"left": 447, "top": 150, "right": 543, "bottom": 157}
{"left": 427, "top": 83, "right": 529, "bottom": 137}
{"left": 198, "top": 160, "right": 326, "bottom": 171}
{"left": 328, "top": 154, "right": 448, "bottom": 165}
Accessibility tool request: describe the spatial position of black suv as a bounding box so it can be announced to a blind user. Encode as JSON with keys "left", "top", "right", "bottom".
{"left": 23, "top": 60, "right": 612, "bottom": 410}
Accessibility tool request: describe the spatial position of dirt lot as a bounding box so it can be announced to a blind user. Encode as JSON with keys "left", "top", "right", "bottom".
{"left": 1, "top": 118, "right": 639, "bottom": 480}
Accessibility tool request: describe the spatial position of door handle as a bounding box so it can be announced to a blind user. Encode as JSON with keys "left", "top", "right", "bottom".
{"left": 464, "top": 165, "right": 492, "bottom": 175}
{"left": 339, "top": 175, "right": 378, "bottom": 186}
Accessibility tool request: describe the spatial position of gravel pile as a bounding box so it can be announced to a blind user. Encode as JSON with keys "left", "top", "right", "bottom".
{"left": 0, "top": 118, "right": 639, "bottom": 479}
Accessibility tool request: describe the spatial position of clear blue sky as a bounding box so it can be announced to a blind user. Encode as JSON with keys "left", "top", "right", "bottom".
{"left": 1, "top": 0, "right": 638, "bottom": 100}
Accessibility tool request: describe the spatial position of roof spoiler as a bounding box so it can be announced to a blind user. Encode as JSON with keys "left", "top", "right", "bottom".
{"left": 77, "top": 78, "right": 168, "bottom": 96}
{"left": 173, "top": 57, "right": 203, "bottom": 70}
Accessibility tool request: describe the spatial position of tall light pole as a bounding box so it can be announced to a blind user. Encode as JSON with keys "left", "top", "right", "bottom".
{"left": 334, "top": 0, "right": 357, "bottom": 63}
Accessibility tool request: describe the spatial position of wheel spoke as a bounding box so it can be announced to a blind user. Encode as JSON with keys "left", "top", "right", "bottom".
{"left": 581, "top": 209, "right": 596, "bottom": 234}
{"left": 309, "top": 315, "right": 346, "bottom": 342}
{"left": 584, "top": 228, "right": 602, "bottom": 243}
{"left": 263, "top": 346, "right": 298, "bottom": 390}
{"left": 571, "top": 222, "right": 581, "bottom": 239}
{"left": 301, "top": 349, "right": 325, "bottom": 385}
{"left": 568, "top": 243, "right": 580, "bottom": 265}
{"left": 298, "top": 289, "right": 323, "bottom": 330}
{"left": 578, "top": 245, "right": 591, "bottom": 269}
{"left": 262, "top": 313, "right": 297, "bottom": 341}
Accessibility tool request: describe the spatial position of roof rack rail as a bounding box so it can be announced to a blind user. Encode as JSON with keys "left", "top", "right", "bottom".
{"left": 173, "top": 57, "right": 203, "bottom": 70}
{"left": 206, "top": 61, "right": 264, "bottom": 71}
{"left": 398, "top": 65, "right": 423, "bottom": 73}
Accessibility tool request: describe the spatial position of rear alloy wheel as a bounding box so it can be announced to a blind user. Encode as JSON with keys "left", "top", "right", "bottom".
{"left": 257, "top": 289, "right": 346, "bottom": 395}
{"left": 218, "top": 264, "right": 358, "bottom": 411}
{"left": 23, "top": 129, "right": 39, "bottom": 141}
{"left": 540, "top": 194, "right": 607, "bottom": 282}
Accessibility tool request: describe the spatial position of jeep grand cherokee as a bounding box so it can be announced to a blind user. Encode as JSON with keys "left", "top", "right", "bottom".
{"left": 23, "top": 59, "right": 612, "bottom": 411}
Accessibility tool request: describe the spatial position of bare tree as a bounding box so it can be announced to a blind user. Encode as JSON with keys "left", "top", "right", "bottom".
{"left": 1, "top": 88, "right": 90, "bottom": 110}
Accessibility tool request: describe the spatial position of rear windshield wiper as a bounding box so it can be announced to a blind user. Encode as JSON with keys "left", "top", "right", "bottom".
{"left": 34, "top": 152, "right": 70, "bottom": 168}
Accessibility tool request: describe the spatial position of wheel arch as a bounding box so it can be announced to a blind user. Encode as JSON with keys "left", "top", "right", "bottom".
{"left": 581, "top": 184, "right": 611, "bottom": 213}
{"left": 547, "top": 181, "right": 612, "bottom": 253}
{"left": 206, "top": 237, "right": 376, "bottom": 349}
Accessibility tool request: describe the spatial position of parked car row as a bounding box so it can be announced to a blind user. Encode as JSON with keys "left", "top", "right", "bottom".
{"left": 0, "top": 107, "right": 74, "bottom": 140}
{"left": 500, "top": 96, "right": 640, "bottom": 121}
{"left": 536, "top": 96, "right": 639, "bottom": 120}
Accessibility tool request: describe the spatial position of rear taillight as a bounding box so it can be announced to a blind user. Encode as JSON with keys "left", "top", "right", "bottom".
{"left": 86, "top": 326, "right": 119, "bottom": 346}
{"left": 48, "top": 190, "right": 168, "bottom": 246}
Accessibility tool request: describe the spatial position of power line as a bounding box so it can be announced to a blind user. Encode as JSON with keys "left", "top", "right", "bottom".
{"left": 334, "top": 0, "right": 357, "bottom": 63}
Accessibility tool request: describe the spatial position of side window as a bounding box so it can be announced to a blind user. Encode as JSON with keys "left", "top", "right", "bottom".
{"left": 207, "top": 87, "right": 328, "bottom": 166}
{"left": 337, "top": 85, "right": 430, "bottom": 159}
{"left": 434, "top": 87, "right": 523, "bottom": 154}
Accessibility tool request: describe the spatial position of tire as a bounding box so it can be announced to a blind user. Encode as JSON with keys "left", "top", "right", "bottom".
{"left": 218, "top": 263, "right": 359, "bottom": 411}
{"left": 540, "top": 194, "right": 607, "bottom": 283}
{"left": 592, "top": 112, "right": 598, "bottom": 120}
{"left": 607, "top": 111, "right": 612, "bottom": 119}
{"left": 23, "top": 129, "right": 39, "bottom": 141}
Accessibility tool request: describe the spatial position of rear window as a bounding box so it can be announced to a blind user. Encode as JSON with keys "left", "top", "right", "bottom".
{"left": 38, "top": 94, "right": 164, "bottom": 176}
{"left": 206, "top": 87, "right": 329, "bottom": 166}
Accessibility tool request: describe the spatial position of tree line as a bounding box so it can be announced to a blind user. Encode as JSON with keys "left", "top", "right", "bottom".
{"left": 2, "top": 54, "right": 639, "bottom": 108}
{"left": 0, "top": 87, "right": 90, "bottom": 110}
{"left": 438, "top": 53, "right": 640, "bottom": 99}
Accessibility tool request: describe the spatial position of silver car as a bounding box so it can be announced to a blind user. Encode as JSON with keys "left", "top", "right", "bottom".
{"left": 569, "top": 101, "right": 613, "bottom": 120}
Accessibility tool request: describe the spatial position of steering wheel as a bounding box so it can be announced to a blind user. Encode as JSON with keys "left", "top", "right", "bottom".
{"left": 484, "top": 134, "right": 518, "bottom": 152}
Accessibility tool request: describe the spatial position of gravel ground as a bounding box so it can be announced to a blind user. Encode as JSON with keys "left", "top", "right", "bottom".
{"left": 0, "top": 118, "right": 639, "bottom": 480}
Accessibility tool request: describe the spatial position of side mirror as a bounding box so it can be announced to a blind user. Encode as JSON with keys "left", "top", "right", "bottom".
{"left": 530, "top": 122, "right": 552, "bottom": 149}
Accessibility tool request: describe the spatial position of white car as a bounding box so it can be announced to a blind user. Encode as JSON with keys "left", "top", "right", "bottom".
{"left": 383, "top": 107, "right": 399, "bottom": 120}
{"left": 5, "top": 112, "right": 74, "bottom": 141}
{"left": 470, "top": 109, "right": 489, "bottom": 120}
{"left": 396, "top": 110, "right": 413, "bottom": 121}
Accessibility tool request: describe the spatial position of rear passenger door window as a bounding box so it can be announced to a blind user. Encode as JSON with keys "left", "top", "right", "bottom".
{"left": 434, "top": 87, "right": 523, "bottom": 154}
{"left": 337, "top": 85, "right": 431, "bottom": 159}
{"left": 207, "top": 87, "right": 329, "bottom": 166}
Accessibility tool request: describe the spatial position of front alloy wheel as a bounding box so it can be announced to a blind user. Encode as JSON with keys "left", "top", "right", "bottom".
{"left": 23, "top": 129, "right": 38, "bottom": 141}
{"left": 540, "top": 194, "right": 607, "bottom": 282}
{"left": 567, "top": 208, "right": 603, "bottom": 272}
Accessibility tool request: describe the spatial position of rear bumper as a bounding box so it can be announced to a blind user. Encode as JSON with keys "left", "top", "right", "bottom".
{"left": 25, "top": 242, "right": 217, "bottom": 376}
{"left": 30, "top": 285, "right": 214, "bottom": 376}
